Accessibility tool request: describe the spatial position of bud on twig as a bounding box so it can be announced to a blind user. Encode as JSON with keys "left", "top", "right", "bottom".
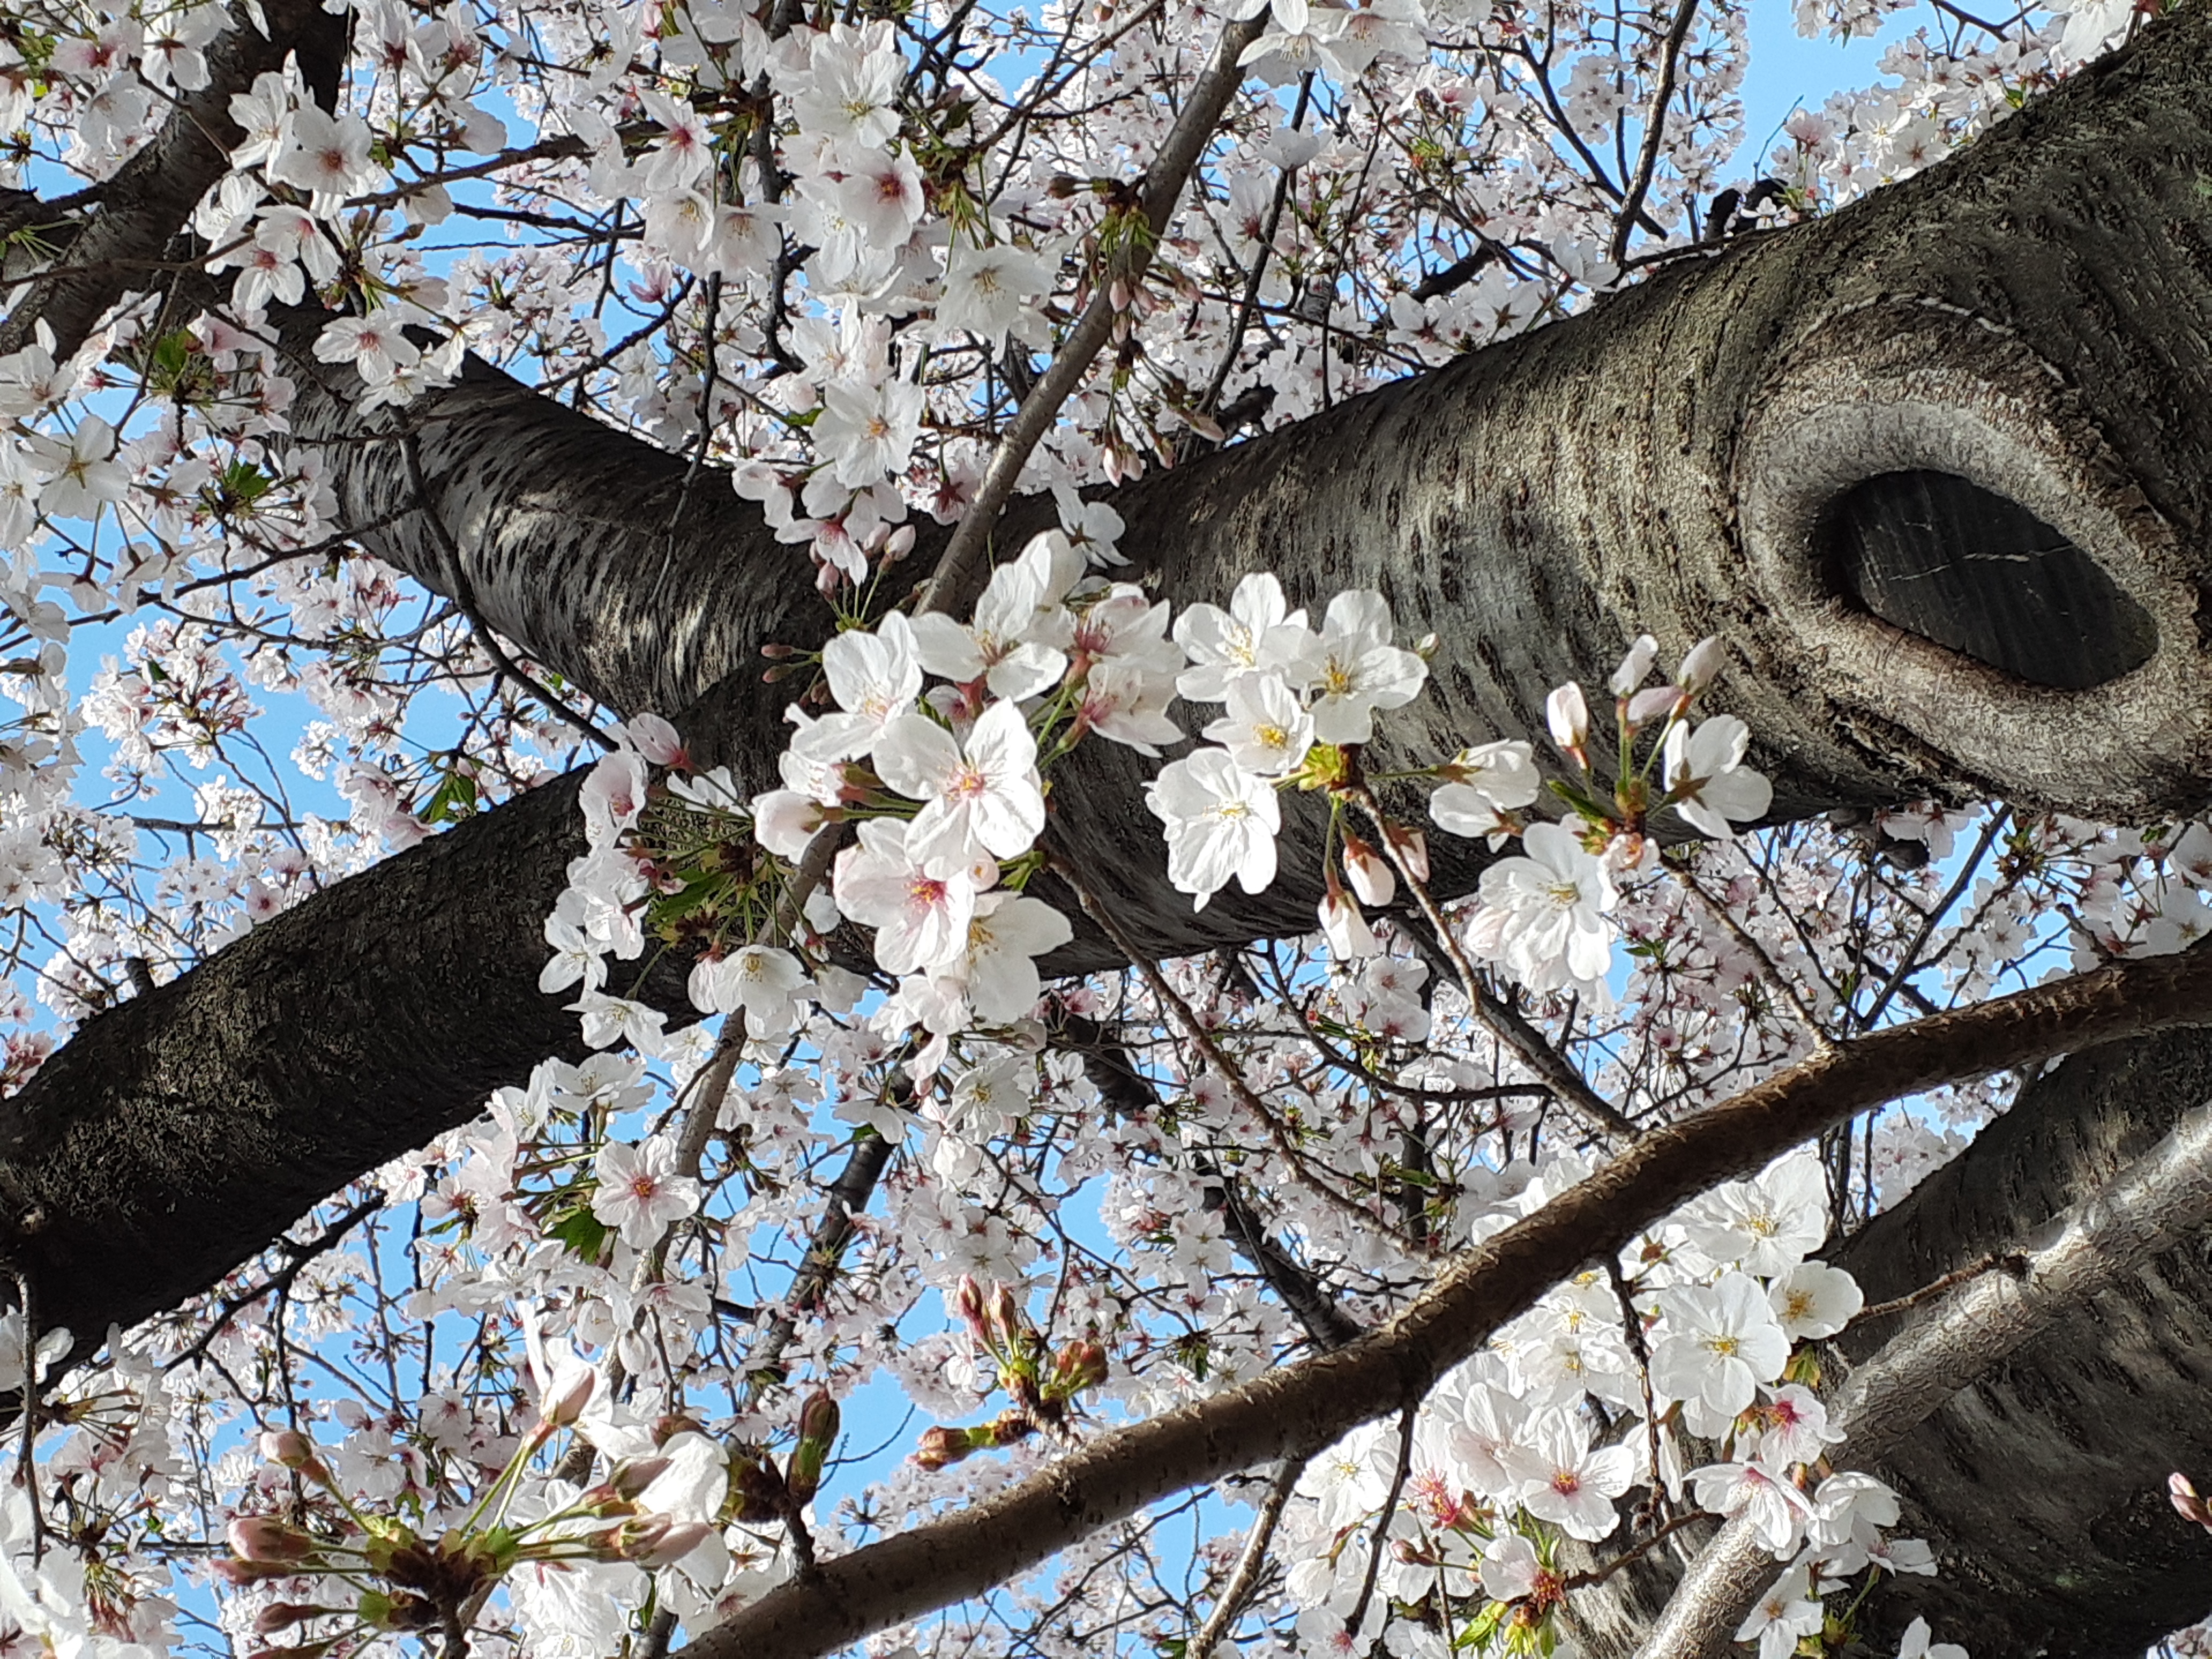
{"left": 228, "top": 1516, "right": 316, "bottom": 1565}
{"left": 786, "top": 1389, "right": 840, "bottom": 1504}
{"left": 2171, "top": 1471, "right": 2212, "bottom": 1532}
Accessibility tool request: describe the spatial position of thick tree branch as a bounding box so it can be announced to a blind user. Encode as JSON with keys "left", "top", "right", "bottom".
{"left": 678, "top": 946, "right": 2212, "bottom": 1659}
{"left": 1629, "top": 1087, "right": 2212, "bottom": 1659}
{"left": 3, "top": 19, "right": 2212, "bottom": 1640}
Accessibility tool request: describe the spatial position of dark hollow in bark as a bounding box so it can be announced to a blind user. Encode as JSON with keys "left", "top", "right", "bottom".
{"left": 1824, "top": 469, "right": 2159, "bottom": 689}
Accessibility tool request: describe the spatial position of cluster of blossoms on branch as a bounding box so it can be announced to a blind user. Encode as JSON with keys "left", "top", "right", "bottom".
{"left": 0, "top": 1, "right": 2205, "bottom": 1659}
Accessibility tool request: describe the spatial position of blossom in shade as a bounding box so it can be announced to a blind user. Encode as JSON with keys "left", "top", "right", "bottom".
{"left": 1651, "top": 1271, "right": 1791, "bottom": 1419}
{"left": 1503, "top": 1409, "right": 1636, "bottom": 1542}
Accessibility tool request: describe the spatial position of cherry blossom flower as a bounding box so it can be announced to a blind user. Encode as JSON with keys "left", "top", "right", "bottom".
{"left": 24, "top": 415, "right": 126, "bottom": 520}
{"left": 834, "top": 816, "right": 979, "bottom": 976}
{"left": 1897, "top": 1616, "right": 1970, "bottom": 1659}
{"left": 591, "top": 1138, "right": 701, "bottom": 1246}
{"left": 687, "top": 943, "right": 810, "bottom": 1032}
{"left": 947, "top": 891, "right": 1073, "bottom": 1023}
{"left": 797, "top": 612, "right": 923, "bottom": 763}
{"left": 1202, "top": 672, "right": 1313, "bottom": 778}
{"left": 1147, "top": 747, "right": 1281, "bottom": 907}
{"left": 1464, "top": 820, "right": 1617, "bottom": 997}
{"left": 1173, "top": 573, "right": 1316, "bottom": 702}
{"left": 1503, "top": 1408, "right": 1636, "bottom": 1541}
{"left": 1687, "top": 1456, "right": 1812, "bottom": 1555}
{"left": 1297, "top": 1422, "right": 1398, "bottom": 1529}
{"left": 911, "top": 537, "right": 1078, "bottom": 700}
{"left": 1663, "top": 715, "right": 1775, "bottom": 838}
{"left": 1748, "top": 1384, "right": 1844, "bottom": 1467}
{"left": 1430, "top": 739, "right": 1542, "bottom": 845}
{"left": 873, "top": 699, "right": 1046, "bottom": 872}
{"left": 1736, "top": 1563, "right": 1824, "bottom": 1659}
{"left": 1652, "top": 1271, "right": 1791, "bottom": 1421}
{"left": 937, "top": 241, "right": 1055, "bottom": 350}
{"left": 313, "top": 314, "right": 425, "bottom": 390}
{"left": 1303, "top": 589, "right": 1428, "bottom": 744}
{"left": 814, "top": 376, "right": 926, "bottom": 488}
{"left": 1769, "top": 1260, "right": 1864, "bottom": 1339}
{"left": 268, "top": 105, "right": 383, "bottom": 196}
{"left": 1684, "top": 1152, "right": 1830, "bottom": 1276}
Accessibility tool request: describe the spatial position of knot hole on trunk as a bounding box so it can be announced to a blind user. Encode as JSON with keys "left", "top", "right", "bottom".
{"left": 1821, "top": 469, "right": 2158, "bottom": 691}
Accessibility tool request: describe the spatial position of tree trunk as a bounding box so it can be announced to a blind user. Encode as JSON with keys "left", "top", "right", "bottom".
{"left": 1827, "top": 1025, "right": 2212, "bottom": 1655}
{"left": 9, "top": 8, "right": 2212, "bottom": 1645}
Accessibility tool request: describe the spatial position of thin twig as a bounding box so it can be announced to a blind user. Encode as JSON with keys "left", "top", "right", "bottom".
{"left": 1609, "top": 0, "right": 1702, "bottom": 266}
{"left": 1346, "top": 787, "right": 1636, "bottom": 1144}
{"left": 1343, "top": 1400, "right": 1421, "bottom": 1638}
{"left": 1052, "top": 853, "right": 1426, "bottom": 1249}
{"left": 1187, "top": 1457, "right": 1309, "bottom": 1659}
{"left": 911, "top": 12, "right": 1267, "bottom": 615}
{"left": 1841, "top": 1250, "right": 2025, "bottom": 1331}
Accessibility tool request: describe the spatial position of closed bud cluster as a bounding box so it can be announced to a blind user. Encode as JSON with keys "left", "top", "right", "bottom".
{"left": 914, "top": 1424, "right": 991, "bottom": 1470}
{"left": 1045, "top": 1340, "right": 1108, "bottom": 1400}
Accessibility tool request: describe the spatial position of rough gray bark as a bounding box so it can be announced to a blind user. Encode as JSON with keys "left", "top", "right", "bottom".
{"left": 4, "top": 7, "right": 2212, "bottom": 1646}
{"left": 1626, "top": 1068, "right": 2212, "bottom": 1659}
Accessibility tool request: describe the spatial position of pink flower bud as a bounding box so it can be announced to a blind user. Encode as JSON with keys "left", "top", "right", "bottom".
{"left": 1625, "top": 685, "right": 1682, "bottom": 726}
{"left": 1340, "top": 833, "right": 1394, "bottom": 908}
{"left": 1608, "top": 633, "right": 1658, "bottom": 698}
{"left": 541, "top": 1368, "right": 597, "bottom": 1429}
{"left": 622, "top": 713, "right": 687, "bottom": 768}
{"left": 1049, "top": 1340, "right": 1108, "bottom": 1396}
{"left": 1382, "top": 823, "right": 1429, "bottom": 883}
{"left": 1546, "top": 683, "right": 1589, "bottom": 758}
{"left": 630, "top": 1520, "right": 715, "bottom": 1568}
{"left": 914, "top": 1426, "right": 978, "bottom": 1470}
{"left": 1676, "top": 635, "right": 1725, "bottom": 694}
{"left": 259, "top": 1430, "right": 322, "bottom": 1475}
{"left": 254, "top": 1603, "right": 325, "bottom": 1635}
{"left": 955, "top": 1275, "right": 988, "bottom": 1339}
{"left": 228, "top": 1515, "right": 315, "bottom": 1565}
{"left": 1318, "top": 888, "right": 1378, "bottom": 959}
{"left": 2171, "top": 1471, "right": 2212, "bottom": 1530}
{"left": 605, "top": 1455, "right": 672, "bottom": 1500}
{"left": 796, "top": 1389, "right": 840, "bottom": 1448}
{"left": 989, "top": 1281, "right": 1023, "bottom": 1343}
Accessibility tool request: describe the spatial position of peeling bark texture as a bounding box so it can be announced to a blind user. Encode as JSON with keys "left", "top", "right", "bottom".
{"left": 678, "top": 948, "right": 2212, "bottom": 1659}
{"left": 0, "top": 0, "right": 348, "bottom": 363}
{"left": 3, "top": 6, "right": 2212, "bottom": 1640}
